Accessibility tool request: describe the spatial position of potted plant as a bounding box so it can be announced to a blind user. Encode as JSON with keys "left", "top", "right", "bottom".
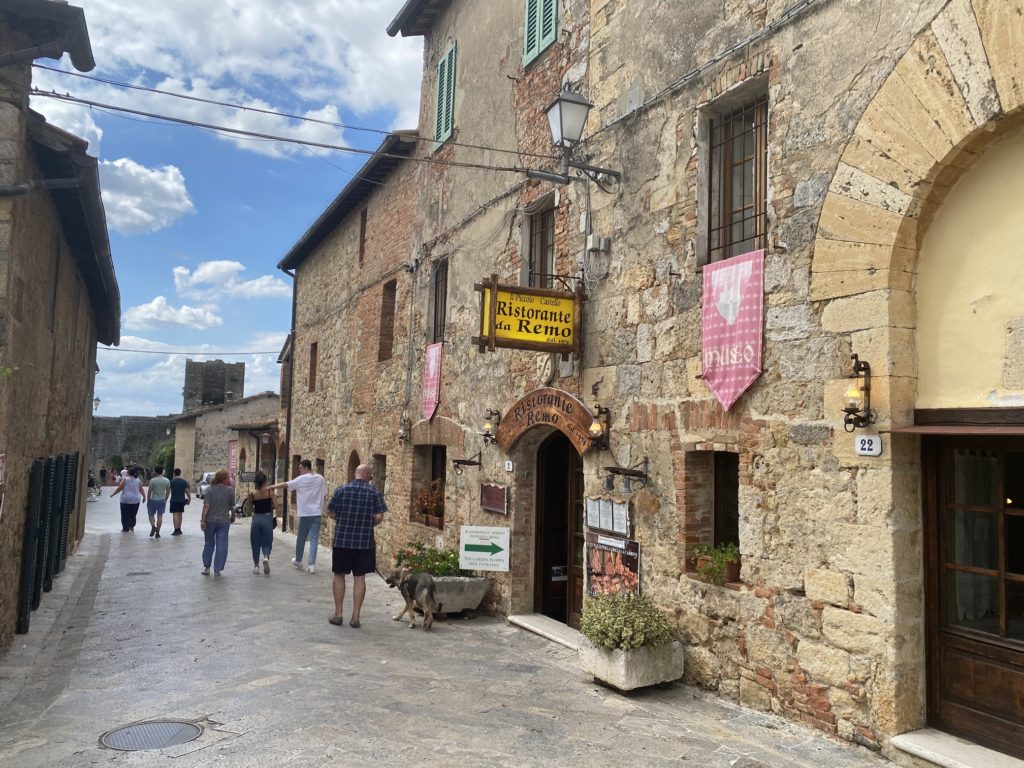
{"left": 393, "top": 541, "right": 490, "bottom": 614}
{"left": 411, "top": 479, "right": 444, "bottom": 527}
{"left": 578, "top": 593, "right": 684, "bottom": 691}
{"left": 693, "top": 542, "right": 741, "bottom": 585}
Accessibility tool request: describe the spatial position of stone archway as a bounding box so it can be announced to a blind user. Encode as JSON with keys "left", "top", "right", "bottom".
{"left": 809, "top": 0, "right": 1024, "bottom": 749}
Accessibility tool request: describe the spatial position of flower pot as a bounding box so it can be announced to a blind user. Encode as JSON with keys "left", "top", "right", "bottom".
{"left": 426, "top": 514, "right": 443, "bottom": 529}
{"left": 723, "top": 556, "right": 741, "bottom": 583}
{"left": 578, "top": 637, "right": 685, "bottom": 691}
{"left": 433, "top": 575, "right": 490, "bottom": 615}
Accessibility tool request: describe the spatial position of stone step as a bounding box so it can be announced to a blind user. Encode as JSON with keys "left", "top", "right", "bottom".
{"left": 889, "top": 729, "right": 1024, "bottom": 768}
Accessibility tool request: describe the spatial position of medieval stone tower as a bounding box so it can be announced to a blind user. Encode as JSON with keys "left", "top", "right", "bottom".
{"left": 182, "top": 359, "right": 245, "bottom": 412}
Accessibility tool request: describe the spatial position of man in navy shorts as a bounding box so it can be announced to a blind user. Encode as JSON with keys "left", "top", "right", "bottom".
{"left": 168, "top": 468, "right": 191, "bottom": 536}
{"left": 326, "top": 464, "right": 386, "bottom": 628}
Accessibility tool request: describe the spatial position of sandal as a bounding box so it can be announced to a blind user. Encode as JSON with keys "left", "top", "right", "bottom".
{"left": 328, "top": 616, "right": 345, "bottom": 626}
{"left": 349, "top": 619, "right": 360, "bottom": 628}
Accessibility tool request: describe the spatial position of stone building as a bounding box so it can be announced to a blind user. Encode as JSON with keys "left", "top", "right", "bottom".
{"left": 0, "top": 0, "right": 118, "bottom": 654}
{"left": 172, "top": 391, "right": 279, "bottom": 489}
{"left": 280, "top": 0, "right": 1024, "bottom": 762}
{"left": 181, "top": 358, "right": 245, "bottom": 411}
{"left": 89, "top": 415, "right": 176, "bottom": 474}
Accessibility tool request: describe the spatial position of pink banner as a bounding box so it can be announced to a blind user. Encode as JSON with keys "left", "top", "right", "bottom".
{"left": 422, "top": 342, "right": 443, "bottom": 421}
{"left": 701, "top": 249, "right": 764, "bottom": 411}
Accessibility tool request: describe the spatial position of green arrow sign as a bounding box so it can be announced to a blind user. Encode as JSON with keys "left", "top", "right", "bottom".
{"left": 465, "top": 542, "right": 504, "bottom": 556}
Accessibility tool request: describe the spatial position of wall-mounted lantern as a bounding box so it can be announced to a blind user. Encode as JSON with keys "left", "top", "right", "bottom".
{"left": 482, "top": 409, "right": 501, "bottom": 445}
{"left": 603, "top": 457, "right": 649, "bottom": 493}
{"left": 93, "top": 396, "right": 101, "bottom": 412}
{"left": 451, "top": 451, "right": 482, "bottom": 476}
{"left": 842, "top": 354, "right": 874, "bottom": 432}
{"left": 397, "top": 415, "right": 412, "bottom": 444}
{"left": 526, "top": 90, "right": 621, "bottom": 188}
{"left": 589, "top": 405, "right": 610, "bottom": 450}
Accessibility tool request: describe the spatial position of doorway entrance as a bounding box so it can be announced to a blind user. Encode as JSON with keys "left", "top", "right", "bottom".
{"left": 924, "top": 436, "right": 1024, "bottom": 758}
{"left": 534, "top": 432, "right": 584, "bottom": 628}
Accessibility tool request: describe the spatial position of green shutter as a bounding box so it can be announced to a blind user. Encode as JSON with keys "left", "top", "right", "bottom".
{"left": 523, "top": 0, "right": 539, "bottom": 64}
{"left": 435, "top": 42, "right": 456, "bottom": 146}
{"left": 540, "top": 0, "right": 556, "bottom": 48}
{"left": 524, "top": 0, "right": 556, "bottom": 66}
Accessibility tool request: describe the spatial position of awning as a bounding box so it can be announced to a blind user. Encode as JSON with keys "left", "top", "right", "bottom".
{"left": 886, "top": 425, "right": 1024, "bottom": 435}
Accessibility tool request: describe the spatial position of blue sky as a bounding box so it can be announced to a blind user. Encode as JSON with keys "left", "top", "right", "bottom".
{"left": 32, "top": 0, "right": 422, "bottom": 417}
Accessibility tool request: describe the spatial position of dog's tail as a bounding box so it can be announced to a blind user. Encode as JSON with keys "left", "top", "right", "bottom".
{"left": 427, "top": 582, "right": 441, "bottom": 613}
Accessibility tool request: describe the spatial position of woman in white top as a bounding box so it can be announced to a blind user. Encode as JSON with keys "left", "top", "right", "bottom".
{"left": 111, "top": 466, "right": 144, "bottom": 532}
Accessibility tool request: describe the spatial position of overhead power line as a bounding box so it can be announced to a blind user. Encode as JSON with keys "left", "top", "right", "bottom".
{"left": 100, "top": 347, "right": 280, "bottom": 355}
{"left": 32, "top": 63, "right": 557, "bottom": 162}
{"left": 32, "top": 89, "right": 539, "bottom": 177}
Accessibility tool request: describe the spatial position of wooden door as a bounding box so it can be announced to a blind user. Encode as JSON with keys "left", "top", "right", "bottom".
{"left": 925, "top": 437, "right": 1024, "bottom": 759}
{"left": 535, "top": 432, "right": 584, "bottom": 629}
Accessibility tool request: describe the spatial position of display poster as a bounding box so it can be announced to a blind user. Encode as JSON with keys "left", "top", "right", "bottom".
{"left": 585, "top": 533, "right": 640, "bottom": 597}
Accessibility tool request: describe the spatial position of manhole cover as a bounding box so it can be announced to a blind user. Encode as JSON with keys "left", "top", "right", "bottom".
{"left": 101, "top": 720, "right": 202, "bottom": 751}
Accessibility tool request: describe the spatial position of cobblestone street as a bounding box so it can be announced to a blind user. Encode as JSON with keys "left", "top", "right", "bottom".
{"left": 0, "top": 494, "right": 891, "bottom": 767}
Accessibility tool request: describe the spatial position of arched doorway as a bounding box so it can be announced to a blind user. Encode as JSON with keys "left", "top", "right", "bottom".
{"left": 535, "top": 431, "right": 584, "bottom": 628}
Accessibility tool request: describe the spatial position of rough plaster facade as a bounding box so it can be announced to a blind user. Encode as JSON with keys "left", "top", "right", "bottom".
{"left": 282, "top": 0, "right": 1024, "bottom": 760}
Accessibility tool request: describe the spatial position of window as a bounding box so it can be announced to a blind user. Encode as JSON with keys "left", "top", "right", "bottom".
{"left": 358, "top": 208, "right": 367, "bottom": 265}
{"left": 430, "top": 258, "right": 448, "bottom": 344}
{"left": 308, "top": 341, "right": 318, "bottom": 392}
{"left": 412, "top": 445, "right": 446, "bottom": 529}
{"left": 434, "top": 42, "right": 457, "bottom": 146}
{"left": 707, "top": 96, "right": 768, "bottom": 263}
{"left": 526, "top": 206, "right": 555, "bottom": 288}
{"left": 713, "top": 452, "right": 739, "bottom": 547}
{"left": 378, "top": 280, "right": 397, "bottom": 362}
{"left": 523, "top": 0, "right": 557, "bottom": 66}
{"left": 372, "top": 454, "right": 387, "bottom": 493}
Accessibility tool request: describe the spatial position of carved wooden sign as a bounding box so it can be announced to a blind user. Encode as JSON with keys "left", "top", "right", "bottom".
{"left": 495, "top": 387, "right": 595, "bottom": 455}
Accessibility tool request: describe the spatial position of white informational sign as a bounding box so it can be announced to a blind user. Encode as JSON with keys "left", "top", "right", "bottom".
{"left": 854, "top": 434, "right": 883, "bottom": 457}
{"left": 459, "top": 525, "right": 510, "bottom": 572}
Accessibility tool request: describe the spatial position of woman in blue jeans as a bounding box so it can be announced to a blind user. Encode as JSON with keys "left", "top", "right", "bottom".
{"left": 199, "top": 469, "right": 234, "bottom": 576}
{"left": 247, "top": 470, "right": 277, "bottom": 575}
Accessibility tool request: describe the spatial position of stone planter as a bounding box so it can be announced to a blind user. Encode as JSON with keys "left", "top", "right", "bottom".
{"left": 433, "top": 576, "right": 490, "bottom": 615}
{"left": 578, "top": 637, "right": 685, "bottom": 691}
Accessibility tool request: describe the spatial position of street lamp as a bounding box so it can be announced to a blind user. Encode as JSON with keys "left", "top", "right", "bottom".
{"left": 93, "top": 396, "right": 100, "bottom": 412}
{"left": 527, "top": 90, "right": 621, "bottom": 186}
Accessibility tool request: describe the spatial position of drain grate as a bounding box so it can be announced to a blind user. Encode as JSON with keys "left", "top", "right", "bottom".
{"left": 101, "top": 720, "right": 202, "bottom": 751}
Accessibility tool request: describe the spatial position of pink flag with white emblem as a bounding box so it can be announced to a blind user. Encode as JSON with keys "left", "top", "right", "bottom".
{"left": 422, "top": 342, "right": 443, "bottom": 421}
{"left": 701, "top": 249, "right": 764, "bottom": 411}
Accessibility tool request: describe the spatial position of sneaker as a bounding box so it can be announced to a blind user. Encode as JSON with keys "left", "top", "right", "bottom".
{"left": 290, "top": 558, "right": 303, "bottom": 570}
{"left": 201, "top": 567, "right": 210, "bottom": 576}
{"left": 263, "top": 558, "right": 270, "bottom": 575}
{"left": 214, "top": 571, "right": 221, "bottom": 577}
{"left": 253, "top": 565, "right": 260, "bottom": 574}
{"left": 307, "top": 564, "right": 315, "bottom": 574}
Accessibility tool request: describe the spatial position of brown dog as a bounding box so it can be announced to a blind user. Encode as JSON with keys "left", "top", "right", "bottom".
{"left": 385, "top": 566, "right": 441, "bottom": 630}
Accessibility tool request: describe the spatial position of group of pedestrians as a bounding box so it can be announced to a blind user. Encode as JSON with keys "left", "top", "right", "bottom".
{"left": 108, "top": 460, "right": 388, "bottom": 625}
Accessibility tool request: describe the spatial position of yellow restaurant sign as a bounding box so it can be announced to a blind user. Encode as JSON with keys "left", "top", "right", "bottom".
{"left": 473, "top": 274, "right": 582, "bottom": 355}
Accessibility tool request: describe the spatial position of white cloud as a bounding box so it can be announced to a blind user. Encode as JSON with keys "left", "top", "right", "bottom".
{"left": 173, "top": 260, "right": 291, "bottom": 299}
{"left": 123, "top": 296, "right": 223, "bottom": 331}
{"left": 100, "top": 158, "right": 195, "bottom": 235}
{"left": 31, "top": 2, "right": 423, "bottom": 156}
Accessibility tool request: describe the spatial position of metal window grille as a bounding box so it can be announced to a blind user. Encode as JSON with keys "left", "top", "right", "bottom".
{"left": 432, "top": 259, "right": 448, "bottom": 344}
{"left": 708, "top": 97, "right": 768, "bottom": 263}
{"left": 528, "top": 207, "right": 555, "bottom": 288}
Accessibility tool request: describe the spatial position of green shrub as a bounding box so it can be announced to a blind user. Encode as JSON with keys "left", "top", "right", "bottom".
{"left": 393, "top": 541, "right": 461, "bottom": 577}
{"left": 580, "top": 593, "right": 674, "bottom": 650}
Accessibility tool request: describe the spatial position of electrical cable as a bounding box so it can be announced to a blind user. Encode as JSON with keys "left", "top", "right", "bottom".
{"left": 99, "top": 347, "right": 281, "bottom": 355}
{"left": 32, "top": 63, "right": 558, "bottom": 161}
{"left": 32, "top": 89, "right": 540, "bottom": 177}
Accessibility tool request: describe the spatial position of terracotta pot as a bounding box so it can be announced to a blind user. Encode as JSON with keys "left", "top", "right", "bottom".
{"left": 723, "top": 556, "right": 741, "bottom": 583}
{"left": 426, "top": 514, "right": 443, "bottom": 529}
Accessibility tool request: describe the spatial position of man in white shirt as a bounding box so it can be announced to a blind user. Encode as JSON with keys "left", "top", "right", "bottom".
{"left": 268, "top": 459, "right": 326, "bottom": 573}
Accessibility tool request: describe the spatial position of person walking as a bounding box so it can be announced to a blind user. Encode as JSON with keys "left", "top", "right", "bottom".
{"left": 268, "top": 459, "right": 325, "bottom": 574}
{"left": 247, "top": 470, "right": 278, "bottom": 575}
{"left": 199, "top": 469, "right": 234, "bottom": 576}
{"left": 145, "top": 465, "right": 171, "bottom": 538}
{"left": 110, "top": 466, "right": 144, "bottom": 532}
{"left": 168, "top": 468, "right": 191, "bottom": 535}
{"left": 326, "top": 464, "right": 386, "bottom": 628}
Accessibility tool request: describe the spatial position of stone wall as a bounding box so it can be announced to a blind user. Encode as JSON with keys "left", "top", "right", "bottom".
{"left": 0, "top": 28, "right": 99, "bottom": 654}
{"left": 89, "top": 415, "right": 176, "bottom": 472}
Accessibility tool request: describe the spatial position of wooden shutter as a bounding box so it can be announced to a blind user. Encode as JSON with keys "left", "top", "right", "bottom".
{"left": 524, "top": 0, "right": 556, "bottom": 66}
{"left": 523, "top": 0, "right": 539, "bottom": 63}
{"left": 435, "top": 43, "right": 456, "bottom": 145}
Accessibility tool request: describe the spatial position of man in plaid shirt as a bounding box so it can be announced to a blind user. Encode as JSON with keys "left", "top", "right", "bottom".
{"left": 326, "top": 464, "right": 386, "bottom": 628}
